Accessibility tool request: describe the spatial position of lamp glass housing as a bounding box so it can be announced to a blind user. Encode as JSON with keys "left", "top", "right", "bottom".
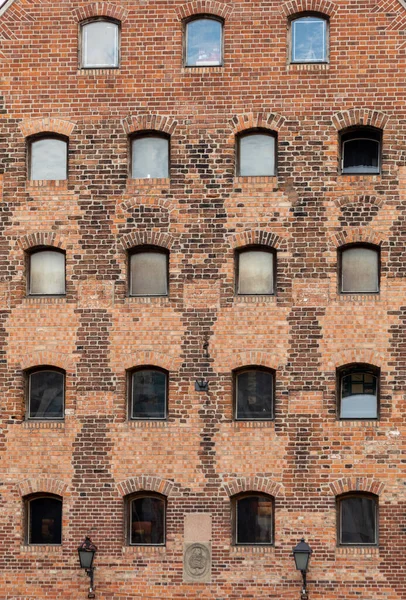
{"left": 293, "top": 538, "right": 312, "bottom": 572}
{"left": 78, "top": 547, "right": 95, "bottom": 569}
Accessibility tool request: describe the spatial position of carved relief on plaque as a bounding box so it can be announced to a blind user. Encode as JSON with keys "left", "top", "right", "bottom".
{"left": 183, "top": 542, "right": 211, "bottom": 583}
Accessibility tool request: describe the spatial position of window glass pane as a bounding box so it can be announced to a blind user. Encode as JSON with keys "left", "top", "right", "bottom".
{"left": 131, "top": 137, "right": 169, "bottom": 179}
{"left": 130, "top": 252, "right": 168, "bottom": 296}
{"left": 131, "top": 369, "right": 166, "bottom": 419}
{"left": 239, "top": 134, "right": 275, "bottom": 176}
{"left": 30, "top": 251, "right": 65, "bottom": 295}
{"left": 238, "top": 250, "right": 274, "bottom": 295}
{"left": 29, "top": 371, "right": 64, "bottom": 419}
{"left": 236, "top": 496, "right": 273, "bottom": 544}
{"left": 186, "top": 19, "right": 222, "bottom": 66}
{"left": 341, "top": 371, "right": 377, "bottom": 418}
{"left": 341, "top": 497, "right": 376, "bottom": 545}
{"left": 82, "top": 21, "right": 119, "bottom": 67}
{"left": 341, "top": 247, "right": 379, "bottom": 293}
{"left": 292, "top": 17, "right": 327, "bottom": 62}
{"left": 29, "top": 498, "right": 62, "bottom": 544}
{"left": 30, "top": 138, "right": 67, "bottom": 181}
{"left": 343, "top": 139, "right": 380, "bottom": 173}
{"left": 236, "top": 370, "right": 273, "bottom": 419}
{"left": 131, "top": 497, "right": 165, "bottom": 544}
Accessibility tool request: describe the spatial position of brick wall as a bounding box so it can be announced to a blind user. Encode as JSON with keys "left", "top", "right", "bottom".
{"left": 0, "top": 0, "right": 405, "bottom": 598}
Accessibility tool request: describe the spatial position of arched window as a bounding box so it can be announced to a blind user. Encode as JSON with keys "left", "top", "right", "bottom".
{"left": 80, "top": 19, "right": 120, "bottom": 68}
{"left": 290, "top": 15, "right": 328, "bottom": 63}
{"left": 341, "top": 127, "right": 382, "bottom": 174}
{"left": 237, "top": 130, "right": 276, "bottom": 176}
{"left": 26, "top": 495, "right": 62, "bottom": 545}
{"left": 338, "top": 494, "right": 378, "bottom": 546}
{"left": 29, "top": 135, "right": 68, "bottom": 181}
{"left": 129, "top": 367, "right": 168, "bottom": 420}
{"left": 28, "top": 248, "right": 66, "bottom": 296}
{"left": 339, "top": 244, "right": 380, "bottom": 294}
{"left": 185, "top": 16, "right": 223, "bottom": 67}
{"left": 233, "top": 494, "right": 274, "bottom": 545}
{"left": 129, "top": 247, "right": 169, "bottom": 297}
{"left": 27, "top": 367, "right": 65, "bottom": 420}
{"left": 338, "top": 364, "right": 379, "bottom": 420}
{"left": 128, "top": 493, "right": 166, "bottom": 545}
{"left": 131, "top": 133, "right": 169, "bottom": 179}
{"left": 236, "top": 247, "right": 276, "bottom": 295}
{"left": 234, "top": 367, "right": 275, "bottom": 420}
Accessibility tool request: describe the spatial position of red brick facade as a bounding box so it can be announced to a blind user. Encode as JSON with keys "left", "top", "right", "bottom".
{"left": 0, "top": 0, "right": 405, "bottom": 598}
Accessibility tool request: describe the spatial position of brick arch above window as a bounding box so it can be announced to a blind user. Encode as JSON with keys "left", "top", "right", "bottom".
{"left": 116, "top": 475, "right": 174, "bottom": 498}
{"left": 119, "top": 231, "right": 174, "bottom": 252}
{"left": 19, "top": 118, "right": 76, "bottom": 139}
{"left": 19, "top": 351, "right": 75, "bottom": 373}
{"left": 334, "top": 195, "right": 385, "bottom": 209}
{"left": 122, "top": 350, "right": 181, "bottom": 373}
{"left": 229, "top": 229, "right": 284, "bottom": 250}
{"left": 71, "top": 2, "right": 129, "bottom": 23}
{"left": 122, "top": 115, "right": 178, "bottom": 137}
{"left": 18, "top": 478, "right": 68, "bottom": 498}
{"left": 219, "top": 351, "right": 282, "bottom": 373}
{"left": 327, "top": 348, "right": 385, "bottom": 370}
{"left": 280, "top": 0, "right": 338, "bottom": 18}
{"left": 174, "top": 1, "right": 233, "bottom": 21}
{"left": 327, "top": 226, "right": 385, "bottom": 250}
{"left": 17, "top": 232, "right": 66, "bottom": 252}
{"left": 229, "top": 112, "right": 285, "bottom": 140}
{"left": 224, "top": 476, "right": 283, "bottom": 498}
{"left": 332, "top": 109, "right": 390, "bottom": 132}
{"left": 330, "top": 477, "right": 385, "bottom": 497}
{"left": 121, "top": 196, "right": 175, "bottom": 214}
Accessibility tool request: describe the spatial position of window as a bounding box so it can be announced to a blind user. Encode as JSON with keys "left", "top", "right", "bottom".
{"left": 129, "top": 368, "right": 167, "bottom": 420}
{"left": 291, "top": 15, "right": 328, "bottom": 63}
{"left": 26, "top": 495, "right": 62, "bottom": 545}
{"left": 81, "top": 19, "right": 119, "bottom": 68}
{"left": 338, "top": 494, "right": 378, "bottom": 546}
{"left": 235, "top": 368, "right": 274, "bottom": 420}
{"left": 28, "top": 249, "right": 66, "bottom": 296}
{"left": 185, "top": 17, "right": 223, "bottom": 66}
{"left": 131, "top": 134, "right": 169, "bottom": 179}
{"left": 128, "top": 494, "right": 165, "bottom": 545}
{"left": 237, "top": 131, "right": 276, "bottom": 176}
{"left": 27, "top": 368, "right": 65, "bottom": 420}
{"left": 341, "top": 128, "right": 381, "bottom": 174}
{"left": 338, "top": 365, "right": 379, "bottom": 420}
{"left": 29, "top": 136, "right": 67, "bottom": 181}
{"left": 129, "top": 248, "right": 168, "bottom": 296}
{"left": 340, "top": 245, "right": 379, "bottom": 294}
{"left": 234, "top": 494, "right": 274, "bottom": 545}
{"left": 236, "top": 248, "right": 275, "bottom": 295}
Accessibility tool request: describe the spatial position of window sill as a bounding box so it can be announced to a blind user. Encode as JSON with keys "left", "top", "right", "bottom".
{"left": 231, "top": 545, "right": 275, "bottom": 554}
{"left": 77, "top": 68, "right": 121, "bottom": 76}
{"left": 234, "top": 176, "right": 278, "bottom": 186}
{"left": 232, "top": 420, "right": 275, "bottom": 429}
{"left": 23, "top": 296, "right": 67, "bottom": 304}
{"left": 22, "top": 421, "right": 65, "bottom": 430}
{"left": 288, "top": 62, "right": 329, "bottom": 71}
{"left": 122, "top": 545, "right": 166, "bottom": 554}
{"left": 336, "top": 293, "right": 381, "bottom": 303}
{"left": 337, "top": 419, "right": 379, "bottom": 428}
{"left": 127, "top": 420, "right": 168, "bottom": 429}
{"left": 26, "top": 180, "right": 68, "bottom": 190}
{"left": 20, "top": 545, "right": 63, "bottom": 553}
{"left": 125, "top": 295, "right": 170, "bottom": 305}
{"left": 235, "top": 295, "right": 277, "bottom": 304}
{"left": 336, "top": 546, "right": 379, "bottom": 556}
{"left": 181, "top": 66, "right": 223, "bottom": 74}
{"left": 338, "top": 174, "right": 381, "bottom": 182}
{"left": 126, "top": 178, "right": 170, "bottom": 192}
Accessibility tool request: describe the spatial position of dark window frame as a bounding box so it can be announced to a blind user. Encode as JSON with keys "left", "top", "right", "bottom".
{"left": 129, "top": 131, "right": 171, "bottom": 180}
{"left": 126, "top": 492, "right": 166, "bottom": 546}
{"left": 25, "top": 365, "right": 66, "bottom": 421}
{"left": 232, "top": 493, "right": 275, "bottom": 546}
{"left": 79, "top": 17, "right": 121, "bottom": 70}
{"left": 289, "top": 12, "right": 329, "bottom": 64}
{"left": 236, "top": 129, "right": 278, "bottom": 177}
{"left": 26, "top": 246, "right": 67, "bottom": 297}
{"left": 337, "top": 363, "right": 380, "bottom": 421}
{"left": 27, "top": 133, "right": 69, "bottom": 181}
{"left": 235, "top": 245, "right": 277, "bottom": 296}
{"left": 127, "top": 365, "right": 169, "bottom": 421}
{"left": 128, "top": 245, "right": 169, "bottom": 297}
{"left": 183, "top": 14, "right": 224, "bottom": 68}
{"left": 233, "top": 366, "right": 275, "bottom": 421}
{"left": 340, "top": 126, "right": 382, "bottom": 175}
{"left": 338, "top": 243, "right": 381, "bottom": 295}
{"left": 337, "top": 493, "right": 379, "bottom": 547}
{"left": 25, "top": 493, "right": 63, "bottom": 545}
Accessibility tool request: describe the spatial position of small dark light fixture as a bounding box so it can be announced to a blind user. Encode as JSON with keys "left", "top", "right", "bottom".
{"left": 195, "top": 378, "right": 209, "bottom": 392}
{"left": 293, "top": 538, "right": 312, "bottom": 600}
{"left": 78, "top": 536, "right": 97, "bottom": 599}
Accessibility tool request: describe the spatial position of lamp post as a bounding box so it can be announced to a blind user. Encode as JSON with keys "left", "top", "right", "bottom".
{"left": 293, "top": 538, "right": 312, "bottom": 600}
{"left": 78, "top": 536, "right": 97, "bottom": 599}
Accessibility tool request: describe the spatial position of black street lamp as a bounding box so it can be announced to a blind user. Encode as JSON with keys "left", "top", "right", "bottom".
{"left": 78, "top": 536, "right": 97, "bottom": 599}
{"left": 293, "top": 538, "right": 312, "bottom": 600}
